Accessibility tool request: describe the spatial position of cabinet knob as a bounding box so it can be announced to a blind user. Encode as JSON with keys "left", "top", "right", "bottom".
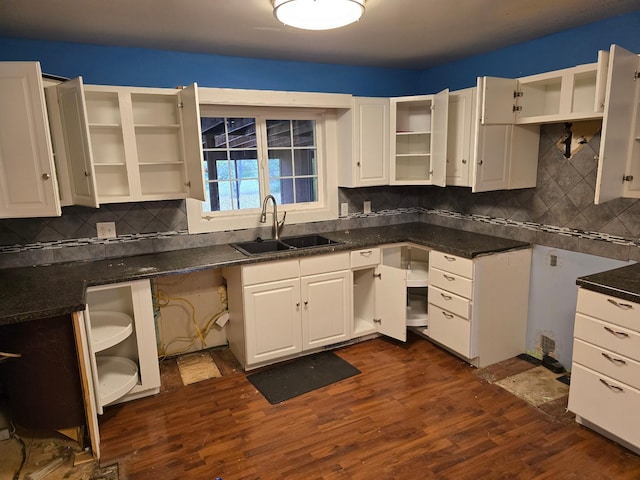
{"left": 478, "top": 160, "right": 484, "bottom": 165}
{"left": 296, "top": 302, "right": 300, "bottom": 308}
{"left": 462, "top": 159, "right": 467, "bottom": 164}
{"left": 304, "top": 301, "right": 308, "bottom": 306}
{"left": 42, "top": 173, "right": 51, "bottom": 180}
{"left": 84, "top": 171, "right": 91, "bottom": 177}
{"left": 357, "top": 162, "right": 361, "bottom": 167}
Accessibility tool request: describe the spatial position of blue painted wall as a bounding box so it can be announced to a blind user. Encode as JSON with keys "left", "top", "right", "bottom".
{"left": 0, "top": 37, "right": 421, "bottom": 97}
{"left": 0, "top": 9, "right": 638, "bottom": 96}
{"left": 420, "top": 10, "right": 640, "bottom": 92}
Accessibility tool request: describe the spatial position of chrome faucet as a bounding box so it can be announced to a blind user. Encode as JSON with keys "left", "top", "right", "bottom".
{"left": 260, "top": 194, "right": 286, "bottom": 240}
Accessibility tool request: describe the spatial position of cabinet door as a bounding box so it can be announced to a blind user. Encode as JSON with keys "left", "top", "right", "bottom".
{"left": 480, "top": 76, "right": 517, "bottom": 125}
{"left": 472, "top": 123, "right": 510, "bottom": 192}
{"left": 430, "top": 88, "right": 449, "bottom": 187}
{"left": 244, "top": 279, "right": 302, "bottom": 364}
{"left": 376, "top": 264, "right": 407, "bottom": 342}
{"left": 595, "top": 45, "right": 639, "bottom": 204}
{"left": 0, "top": 62, "right": 61, "bottom": 218}
{"left": 355, "top": 97, "right": 389, "bottom": 186}
{"left": 55, "top": 77, "right": 100, "bottom": 207}
{"left": 178, "top": 83, "right": 206, "bottom": 201}
{"left": 446, "top": 88, "right": 475, "bottom": 186}
{"left": 301, "top": 270, "right": 350, "bottom": 349}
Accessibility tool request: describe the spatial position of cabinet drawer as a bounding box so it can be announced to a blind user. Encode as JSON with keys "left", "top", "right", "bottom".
{"left": 574, "top": 313, "right": 640, "bottom": 362}
{"left": 573, "top": 338, "right": 640, "bottom": 390}
{"left": 568, "top": 364, "right": 640, "bottom": 449}
{"left": 429, "top": 267, "right": 473, "bottom": 299}
{"left": 429, "top": 251, "right": 473, "bottom": 279}
{"left": 242, "top": 259, "right": 300, "bottom": 286}
{"left": 300, "top": 252, "right": 349, "bottom": 276}
{"left": 577, "top": 288, "right": 640, "bottom": 332}
{"left": 429, "top": 285, "right": 471, "bottom": 319}
{"left": 428, "top": 303, "right": 472, "bottom": 358}
{"left": 350, "top": 247, "right": 381, "bottom": 269}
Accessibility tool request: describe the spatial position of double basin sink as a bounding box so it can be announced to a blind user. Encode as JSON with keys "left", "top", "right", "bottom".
{"left": 231, "top": 234, "right": 341, "bottom": 256}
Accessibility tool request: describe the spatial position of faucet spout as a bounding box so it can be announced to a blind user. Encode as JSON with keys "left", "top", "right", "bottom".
{"left": 260, "top": 195, "right": 286, "bottom": 240}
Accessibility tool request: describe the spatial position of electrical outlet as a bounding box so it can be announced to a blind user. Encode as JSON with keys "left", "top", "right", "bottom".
{"left": 363, "top": 200, "right": 372, "bottom": 214}
{"left": 96, "top": 222, "right": 117, "bottom": 239}
{"left": 340, "top": 202, "right": 349, "bottom": 217}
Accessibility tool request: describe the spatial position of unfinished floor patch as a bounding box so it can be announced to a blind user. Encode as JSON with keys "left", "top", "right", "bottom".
{"left": 177, "top": 352, "right": 222, "bottom": 385}
{"left": 495, "top": 366, "right": 569, "bottom": 406}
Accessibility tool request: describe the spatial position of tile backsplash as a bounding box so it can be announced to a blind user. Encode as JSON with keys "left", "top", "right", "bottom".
{"left": 1, "top": 123, "right": 639, "bottom": 268}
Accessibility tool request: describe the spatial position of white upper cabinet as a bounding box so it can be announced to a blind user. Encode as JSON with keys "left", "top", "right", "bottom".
{"left": 0, "top": 62, "right": 61, "bottom": 218}
{"left": 446, "top": 88, "right": 476, "bottom": 187}
{"left": 49, "top": 78, "right": 205, "bottom": 206}
{"left": 337, "top": 97, "right": 390, "bottom": 187}
{"left": 446, "top": 82, "right": 539, "bottom": 193}
{"left": 480, "top": 52, "right": 609, "bottom": 125}
{"left": 595, "top": 45, "right": 640, "bottom": 204}
{"left": 390, "top": 89, "right": 449, "bottom": 186}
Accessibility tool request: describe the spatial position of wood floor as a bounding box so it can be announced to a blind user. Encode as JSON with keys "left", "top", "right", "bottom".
{"left": 98, "top": 334, "right": 640, "bottom": 479}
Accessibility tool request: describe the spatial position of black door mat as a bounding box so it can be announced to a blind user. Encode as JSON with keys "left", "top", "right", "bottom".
{"left": 246, "top": 351, "right": 360, "bottom": 404}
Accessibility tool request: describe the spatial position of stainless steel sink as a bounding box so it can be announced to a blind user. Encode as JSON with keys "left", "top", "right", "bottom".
{"left": 231, "top": 234, "right": 341, "bottom": 256}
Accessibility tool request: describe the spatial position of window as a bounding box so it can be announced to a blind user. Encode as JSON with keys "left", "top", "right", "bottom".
{"left": 187, "top": 102, "right": 339, "bottom": 234}
{"left": 200, "top": 117, "right": 318, "bottom": 213}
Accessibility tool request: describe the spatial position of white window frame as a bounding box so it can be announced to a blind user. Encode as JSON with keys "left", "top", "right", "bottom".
{"left": 187, "top": 88, "right": 351, "bottom": 234}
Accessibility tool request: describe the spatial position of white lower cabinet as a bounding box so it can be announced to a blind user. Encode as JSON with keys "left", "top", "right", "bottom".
{"left": 426, "top": 248, "right": 531, "bottom": 367}
{"left": 224, "top": 253, "right": 351, "bottom": 370}
{"left": 351, "top": 244, "right": 430, "bottom": 342}
{"left": 73, "top": 279, "right": 160, "bottom": 459}
{"left": 568, "top": 288, "right": 640, "bottom": 454}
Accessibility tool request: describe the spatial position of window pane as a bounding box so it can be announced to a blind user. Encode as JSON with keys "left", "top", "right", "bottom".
{"left": 295, "top": 178, "right": 317, "bottom": 203}
{"left": 201, "top": 116, "right": 260, "bottom": 212}
{"left": 270, "top": 178, "right": 294, "bottom": 205}
{"left": 268, "top": 149, "right": 293, "bottom": 177}
{"left": 266, "top": 120, "right": 291, "bottom": 147}
{"left": 294, "top": 150, "right": 316, "bottom": 176}
{"left": 293, "top": 120, "right": 315, "bottom": 146}
{"left": 201, "top": 117, "right": 227, "bottom": 149}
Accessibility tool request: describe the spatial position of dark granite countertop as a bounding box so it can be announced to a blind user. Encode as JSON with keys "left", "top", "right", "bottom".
{"left": 576, "top": 262, "right": 640, "bottom": 304}
{"left": 0, "top": 223, "right": 530, "bottom": 325}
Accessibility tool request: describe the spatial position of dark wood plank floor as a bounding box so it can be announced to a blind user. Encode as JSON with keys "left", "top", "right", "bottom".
{"left": 99, "top": 334, "right": 640, "bottom": 479}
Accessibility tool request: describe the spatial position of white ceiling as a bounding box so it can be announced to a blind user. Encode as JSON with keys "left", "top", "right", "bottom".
{"left": 0, "top": 0, "right": 638, "bottom": 69}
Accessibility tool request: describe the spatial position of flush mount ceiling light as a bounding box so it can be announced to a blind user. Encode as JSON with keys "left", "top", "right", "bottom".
{"left": 273, "top": 0, "right": 365, "bottom": 31}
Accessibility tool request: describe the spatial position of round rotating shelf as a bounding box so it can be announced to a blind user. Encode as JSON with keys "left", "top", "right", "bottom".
{"left": 96, "top": 356, "right": 138, "bottom": 407}
{"left": 406, "top": 262, "right": 429, "bottom": 287}
{"left": 90, "top": 310, "right": 134, "bottom": 352}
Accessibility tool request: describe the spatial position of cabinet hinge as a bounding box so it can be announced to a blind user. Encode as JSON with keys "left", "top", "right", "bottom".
{"left": 513, "top": 90, "right": 523, "bottom": 98}
{"left": 623, "top": 175, "right": 634, "bottom": 182}
{"left": 634, "top": 70, "right": 640, "bottom": 80}
{"left": 184, "top": 180, "right": 191, "bottom": 187}
{"left": 177, "top": 102, "right": 184, "bottom": 109}
{"left": 513, "top": 105, "right": 523, "bottom": 112}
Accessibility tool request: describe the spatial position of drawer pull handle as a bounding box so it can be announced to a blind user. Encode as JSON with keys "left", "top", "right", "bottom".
{"left": 440, "top": 293, "right": 452, "bottom": 301}
{"left": 599, "top": 378, "right": 624, "bottom": 392}
{"left": 601, "top": 352, "right": 627, "bottom": 366}
{"left": 442, "top": 311, "right": 454, "bottom": 319}
{"left": 604, "top": 326, "right": 630, "bottom": 338}
{"left": 443, "top": 274, "right": 456, "bottom": 281}
{"left": 359, "top": 250, "right": 372, "bottom": 256}
{"left": 444, "top": 255, "right": 456, "bottom": 262}
{"left": 607, "top": 298, "right": 633, "bottom": 310}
